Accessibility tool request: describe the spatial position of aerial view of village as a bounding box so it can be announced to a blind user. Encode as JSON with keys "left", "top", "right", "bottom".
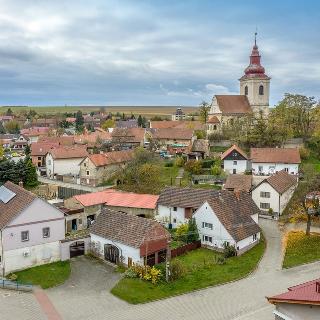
{"left": 0, "top": 1, "right": 319, "bottom": 320}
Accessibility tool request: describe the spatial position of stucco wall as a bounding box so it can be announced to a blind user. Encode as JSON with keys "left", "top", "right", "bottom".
{"left": 276, "top": 303, "right": 320, "bottom": 320}
{"left": 60, "top": 237, "right": 91, "bottom": 261}
{"left": 156, "top": 205, "right": 187, "bottom": 227}
{"left": 46, "top": 154, "right": 84, "bottom": 177}
{"left": 252, "top": 163, "right": 299, "bottom": 176}
{"left": 223, "top": 159, "right": 248, "bottom": 174}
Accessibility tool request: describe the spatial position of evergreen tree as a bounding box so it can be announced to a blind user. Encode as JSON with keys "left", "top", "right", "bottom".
{"left": 0, "top": 122, "right": 5, "bottom": 134}
{"left": 24, "top": 157, "right": 38, "bottom": 187}
{"left": 137, "top": 115, "right": 143, "bottom": 127}
{"left": 24, "top": 144, "right": 31, "bottom": 156}
{"left": 75, "top": 110, "right": 84, "bottom": 133}
{"left": 5, "top": 108, "right": 13, "bottom": 116}
{"left": 187, "top": 218, "right": 199, "bottom": 243}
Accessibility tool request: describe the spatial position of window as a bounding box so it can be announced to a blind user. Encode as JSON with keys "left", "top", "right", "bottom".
{"left": 253, "top": 234, "right": 257, "bottom": 241}
{"left": 260, "top": 191, "right": 270, "bottom": 198}
{"left": 21, "top": 231, "right": 29, "bottom": 242}
{"left": 258, "top": 165, "right": 263, "bottom": 172}
{"left": 204, "top": 235, "right": 212, "bottom": 243}
{"left": 260, "top": 203, "right": 270, "bottom": 210}
{"left": 213, "top": 125, "right": 217, "bottom": 130}
{"left": 173, "top": 218, "right": 177, "bottom": 223}
{"left": 47, "top": 160, "right": 51, "bottom": 165}
{"left": 202, "top": 222, "right": 213, "bottom": 230}
{"left": 42, "top": 227, "right": 50, "bottom": 238}
{"left": 173, "top": 207, "right": 177, "bottom": 211}
{"left": 86, "top": 170, "right": 90, "bottom": 176}
{"left": 284, "top": 168, "right": 289, "bottom": 172}
{"left": 259, "top": 85, "right": 264, "bottom": 95}
{"left": 38, "top": 156, "right": 41, "bottom": 161}
{"left": 233, "top": 169, "right": 236, "bottom": 174}
{"left": 84, "top": 162, "right": 87, "bottom": 167}
{"left": 233, "top": 160, "right": 237, "bottom": 165}
{"left": 244, "top": 85, "right": 248, "bottom": 95}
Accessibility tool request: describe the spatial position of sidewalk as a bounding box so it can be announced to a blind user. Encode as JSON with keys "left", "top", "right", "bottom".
{"left": 34, "top": 288, "right": 62, "bottom": 320}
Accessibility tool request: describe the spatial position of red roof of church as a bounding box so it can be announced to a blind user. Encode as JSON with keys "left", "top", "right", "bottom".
{"left": 215, "top": 95, "right": 252, "bottom": 114}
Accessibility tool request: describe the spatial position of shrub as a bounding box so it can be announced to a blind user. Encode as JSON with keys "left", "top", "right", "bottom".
{"left": 299, "top": 146, "right": 310, "bottom": 160}
{"left": 211, "top": 164, "right": 222, "bottom": 176}
{"left": 175, "top": 157, "right": 185, "bottom": 167}
{"left": 169, "top": 260, "right": 186, "bottom": 281}
{"left": 185, "top": 160, "right": 202, "bottom": 174}
{"left": 126, "top": 264, "right": 162, "bottom": 285}
{"left": 223, "top": 243, "right": 237, "bottom": 258}
{"left": 215, "top": 255, "right": 226, "bottom": 265}
{"left": 175, "top": 223, "right": 188, "bottom": 242}
{"left": 124, "top": 267, "right": 137, "bottom": 278}
{"left": 201, "top": 159, "right": 215, "bottom": 168}
{"left": 7, "top": 273, "right": 18, "bottom": 281}
{"left": 164, "top": 161, "right": 174, "bottom": 167}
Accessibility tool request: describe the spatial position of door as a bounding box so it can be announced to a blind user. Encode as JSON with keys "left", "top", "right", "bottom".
{"left": 70, "top": 241, "right": 85, "bottom": 258}
{"left": 104, "top": 244, "right": 120, "bottom": 264}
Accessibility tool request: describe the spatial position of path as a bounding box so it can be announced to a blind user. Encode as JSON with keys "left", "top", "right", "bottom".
{"left": 175, "top": 168, "right": 185, "bottom": 186}
{"left": 38, "top": 176, "right": 113, "bottom": 192}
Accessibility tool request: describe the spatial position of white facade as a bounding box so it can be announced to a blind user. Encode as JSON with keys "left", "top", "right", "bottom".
{"left": 46, "top": 153, "right": 84, "bottom": 178}
{"left": 90, "top": 233, "right": 142, "bottom": 265}
{"left": 252, "top": 181, "right": 297, "bottom": 216}
{"left": 275, "top": 303, "right": 320, "bottom": 320}
{"left": 252, "top": 162, "right": 299, "bottom": 176}
{"left": 223, "top": 159, "right": 248, "bottom": 174}
{"left": 193, "top": 201, "right": 260, "bottom": 252}
{"left": 156, "top": 205, "right": 187, "bottom": 228}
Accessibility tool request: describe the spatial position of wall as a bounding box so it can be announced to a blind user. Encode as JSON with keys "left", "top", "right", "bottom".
{"left": 276, "top": 303, "right": 320, "bottom": 320}
{"left": 156, "top": 205, "right": 187, "bottom": 228}
{"left": 60, "top": 237, "right": 91, "bottom": 261}
{"left": 252, "top": 183, "right": 280, "bottom": 214}
{"left": 90, "top": 233, "right": 142, "bottom": 265}
{"left": 236, "top": 233, "right": 260, "bottom": 253}
{"left": 252, "top": 162, "right": 299, "bottom": 176}
{"left": 106, "top": 205, "right": 155, "bottom": 218}
{"left": 279, "top": 184, "right": 297, "bottom": 214}
{"left": 46, "top": 154, "right": 84, "bottom": 177}
{"left": 224, "top": 159, "right": 248, "bottom": 174}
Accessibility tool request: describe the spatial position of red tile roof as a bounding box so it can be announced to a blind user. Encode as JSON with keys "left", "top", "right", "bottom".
{"left": 74, "top": 131, "right": 112, "bottom": 145}
{"left": 38, "top": 135, "right": 75, "bottom": 146}
{"left": 48, "top": 146, "right": 88, "bottom": 159}
{"left": 215, "top": 95, "right": 252, "bottom": 114}
{"left": 207, "top": 116, "right": 220, "bottom": 124}
{"left": 21, "top": 127, "right": 50, "bottom": 136}
{"left": 31, "top": 142, "right": 60, "bottom": 156}
{"left": 221, "top": 144, "right": 248, "bottom": 160}
{"left": 86, "top": 150, "right": 134, "bottom": 167}
{"left": 151, "top": 128, "right": 194, "bottom": 140}
{"left": 263, "top": 170, "right": 298, "bottom": 194}
{"left": 268, "top": 278, "right": 320, "bottom": 306}
{"left": 74, "top": 189, "right": 159, "bottom": 209}
{"left": 250, "top": 148, "right": 301, "bottom": 164}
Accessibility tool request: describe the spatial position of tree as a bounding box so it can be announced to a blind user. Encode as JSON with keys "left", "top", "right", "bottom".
{"left": 304, "top": 194, "right": 320, "bottom": 236}
{"left": 24, "top": 157, "right": 38, "bottom": 187}
{"left": 75, "top": 110, "right": 84, "bottom": 133}
{"left": 5, "top": 108, "right": 13, "bottom": 116}
{"left": 0, "top": 143, "right": 4, "bottom": 159}
{"left": 184, "top": 160, "right": 202, "bottom": 174}
{"left": 187, "top": 218, "right": 199, "bottom": 243}
{"left": 199, "top": 101, "right": 210, "bottom": 124}
{"left": 211, "top": 164, "right": 222, "bottom": 176}
{"left": 101, "top": 119, "right": 115, "bottom": 129}
{"left": 0, "top": 122, "right": 5, "bottom": 134}
{"left": 137, "top": 115, "right": 143, "bottom": 127}
{"left": 24, "top": 144, "right": 31, "bottom": 156}
{"left": 4, "top": 120, "right": 20, "bottom": 134}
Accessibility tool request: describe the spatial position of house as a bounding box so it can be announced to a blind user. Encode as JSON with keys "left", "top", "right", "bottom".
{"left": 111, "top": 127, "right": 145, "bottom": 149}
{"left": 79, "top": 150, "right": 134, "bottom": 186}
{"left": 63, "top": 189, "right": 159, "bottom": 232}
{"left": 0, "top": 115, "right": 14, "bottom": 123}
{"left": 171, "top": 108, "right": 186, "bottom": 121}
{"left": 38, "top": 135, "right": 75, "bottom": 146}
{"left": 116, "top": 119, "right": 138, "bottom": 129}
{"left": 251, "top": 170, "right": 298, "bottom": 218}
{"left": 74, "top": 131, "right": 112, "bottom": 150}
{"left": 0, "top": 134, "right": 17, "bottom": 149}
{"left": 221, "top": 145, "right": 249, "bottom": 174}
{"left": 150, "top": 120, "right": 205, "bottom": 131}
{"left": 250, "top": 147, "right": 301, "bottom": 176}
{"left": 45, "top": 146, "right": 88, "bottom": 179}
{"left": 193, "top": 190, "right": 260, "bottom": 254}
{"left": 0, "top": 181, "right": 65, "bottom": 274}
{"left": 20, "top": 127, "right": 51, "bottom": 143}
{"left": 267, "top": 278, "right": 320, "bottom": 320}
{"left": 187, "top": 139, "right": 210, "bottom": 160}
{"left": 11, "top": 135, "right": 29, "bottom": 152}
{"left": 206, "top": 116, "right": 221, "bottom": 134}
{"left": 90, "top": 208, "right": 170, "bottom": 266}
{"left": 224, "top": 174, "right": 252, "bottom": 193}
{"left": 31, "top": 142, "right": 59, "bottom": 173}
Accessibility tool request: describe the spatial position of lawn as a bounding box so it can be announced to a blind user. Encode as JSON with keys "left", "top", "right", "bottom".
{"left": 13, "top": 261, "right": 71, "bottom": 289}
{"left": 111, "top": 238, "right": 265, "bottom": 304}
{"left": 283, "top": 231, "right": 320, "bottom": 269}
{"left": 160, "top": 165, "right": 190, "bottom": 188}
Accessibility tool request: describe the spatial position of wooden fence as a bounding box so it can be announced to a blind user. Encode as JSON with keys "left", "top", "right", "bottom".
{"left": 171, "top": 240, "right": 201, "bottom": 258}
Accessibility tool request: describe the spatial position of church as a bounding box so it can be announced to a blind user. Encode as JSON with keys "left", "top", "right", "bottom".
{"left": 207, "top": 35, "right": 270, "bottom": 133}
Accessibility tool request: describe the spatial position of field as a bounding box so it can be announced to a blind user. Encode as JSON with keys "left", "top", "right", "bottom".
{"left": 0, "top": 105, "right": 198, "bottom": 118}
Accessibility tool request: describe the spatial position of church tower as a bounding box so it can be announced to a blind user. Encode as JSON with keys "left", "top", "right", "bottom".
{"left": 239, "top": 34, "right": 270, "bottom": 117}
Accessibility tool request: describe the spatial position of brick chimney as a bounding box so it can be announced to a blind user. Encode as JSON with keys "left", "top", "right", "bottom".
{"left": 316, "top": 281, "right": 320, "bottom": 293}
{"left": 18, "top": 181, "right": 24, "bottom": 188}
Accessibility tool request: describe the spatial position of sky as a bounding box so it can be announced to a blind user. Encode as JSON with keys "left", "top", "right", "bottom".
{"left": 0, "top": 0, "right": 319, "bottom": 107}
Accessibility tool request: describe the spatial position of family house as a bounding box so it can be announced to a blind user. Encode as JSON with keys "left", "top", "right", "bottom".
{"left": 250, "top": 147, "right": 301, "bottom": 176}
{"left": 193, "top": 190, "right": 260, "bottom": 254}
{"left": 221, "top": 145, "right": 249, "bottom": 174}
{"left": 31, "top": 142, "right": 59, "bottom": 172}
{"left": 267, "top": 278, "right": 320, "bottom": 320}
{"left": 0, "top": 181, "right": 65, "bottom": 274}
{"left": 187, "top": 139, "right": 210, "bottom": 160}
{"left": 63, "top": 189, "right": 159, "bottom": 232}
{"left": 45, "top": 146, "right": 88, "bottom": 179}
{"left": 11, "top": 135, "right": 29, "bottom": 152}
{"left": 224, "top": 174, "right": 252, "bottom": 193}
{"left": 79, "top": 150, "right": 134, "bottom": 186}
{"left": 20, "top": 127, "right": 51, "bottom": 143}
{"left": 251, "top": 170, "right": 298, "bottom": 217}
{"left": 90, "top": 208, "right": 170, "bottom": 266}
{"left": 111, "top": 128, "right": 145, "bottom": 149}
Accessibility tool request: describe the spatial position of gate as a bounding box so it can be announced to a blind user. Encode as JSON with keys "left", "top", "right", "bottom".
{"left": 104, "top": 244, "right": 120, "bottom": 264}
{"left": 70, "top": 241, "right": 85, "bottom": 258}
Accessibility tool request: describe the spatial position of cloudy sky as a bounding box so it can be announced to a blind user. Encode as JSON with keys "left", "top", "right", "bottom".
{"left": 0, "top": 0, "right": 319, "bottom": 107}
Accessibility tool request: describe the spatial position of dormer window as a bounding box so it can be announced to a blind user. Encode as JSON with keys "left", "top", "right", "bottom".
{"left": 259, "top": 85, "right": 264, "bottom": 95}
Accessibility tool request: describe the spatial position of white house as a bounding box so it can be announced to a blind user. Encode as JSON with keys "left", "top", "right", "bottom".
{"left": 250, "top": 147, "right": 301, "bottom": 176}
{"left": 193, "top": 190, "right": 261, "bottom": 254}
{"left": 251, "top": 170, "right": 298, "bottom": 218}
{"left": 221, "top": 145, "right": 249, "bottom": 174}
{"left": 45, "top": 146, "right": 88, "bottom": 179}
{"left": 0, "top": 181, "right": 65, "bottom": 275}
{"left": 90, "top": 209, "right": 170, "bottom": 267}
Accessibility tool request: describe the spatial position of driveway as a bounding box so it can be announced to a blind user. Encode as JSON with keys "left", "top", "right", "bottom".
{"left": 1, "top": 219, "right": 320, "bottom": 320}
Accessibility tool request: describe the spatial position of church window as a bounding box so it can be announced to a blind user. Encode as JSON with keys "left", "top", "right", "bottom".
{"left": 213, "top": 125, "right": 217, "bottom": 130}
{"left": 244, "top": 85, "right": 248, "bottom": 95}
{"left": 259, "top": 85, "right": 264, "bottom": 95}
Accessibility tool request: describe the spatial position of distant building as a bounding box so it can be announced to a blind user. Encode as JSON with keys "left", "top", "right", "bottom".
{"left": 221, "top": 145, "right": 249, "bottom": 174}
{"left": 171, "top": 107, "right": 186, "bottom": 121}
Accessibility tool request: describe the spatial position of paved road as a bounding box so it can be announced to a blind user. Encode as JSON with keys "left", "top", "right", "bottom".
{"left": 1, "top": 219, "right": 319, "bottom": 320}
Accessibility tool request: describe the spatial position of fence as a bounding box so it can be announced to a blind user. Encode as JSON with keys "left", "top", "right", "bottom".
{"left": 58, "top": 186, "right": 89, "bottom": 199}
{"left": 171, "top": 240, "right": 201, "bottom": 258}
{"left": 0, "top": 279, "right": 33, "bottom": 292}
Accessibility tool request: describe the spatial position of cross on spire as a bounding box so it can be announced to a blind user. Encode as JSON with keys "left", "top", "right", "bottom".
{"left": 254, "top": 27, "right": 258, "bottom": 46}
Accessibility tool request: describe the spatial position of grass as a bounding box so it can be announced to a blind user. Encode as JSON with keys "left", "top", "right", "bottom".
{"left": 283, "top": 231, "right": 320, "bottom": 269}
{"left": 13, "top": 261, "right": 71, "bottom": 289}
{"left": 160, "top": 165, "right": 190, "bottom": 188}
{"left": 111, "top": 238, "right": 265, "bottom": 304}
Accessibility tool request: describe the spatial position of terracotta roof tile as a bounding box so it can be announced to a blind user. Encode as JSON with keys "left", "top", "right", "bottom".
{"left": 87, "top": 150, "right": 134, "bottom": 167}
{"left": 215, "top": 95, "right": 252, "bottom": 114}
{"left": 38, "top": 135, "right": 75, "bottom": 146}
{"left": 261, "top": 170, "right": 297, "bottom": 194}
{"left": 150, "top": 128, "right": 194, "bottom": 140}
{"left": 90, "top": 208, "right": 170, "bottom": 248}
{"left": 250, "top": 148, "right": 301, "bottom": 164}
{"left": 207, "top": 116, "right": 220, "bottom": 124}
{"left": 224, "top": 174, "right": 252, "bottom": 193}
{"left": 31, "top": 142, "right": 60, "bottom": 156}
{"left": 48, "top": 146, "right": 88, "bottom": 159}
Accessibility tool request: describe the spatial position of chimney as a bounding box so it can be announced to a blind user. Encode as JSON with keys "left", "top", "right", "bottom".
{"left": 316, "top": 282, "right": 320, "bottom": 293}
{"left": 234, "top": 189, "right": 241, "bottom": 201}
{"left": 19, "top": 181, "right": 24, "bottom": 188}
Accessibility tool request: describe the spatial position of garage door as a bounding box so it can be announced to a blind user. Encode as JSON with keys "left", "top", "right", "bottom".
{"left": 70, "top": 241, "right": 85, "bottom": 258}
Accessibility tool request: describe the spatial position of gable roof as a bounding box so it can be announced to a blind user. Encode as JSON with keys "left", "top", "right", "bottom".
{"left": 0, "top": 181, "right": 36, "bottom": 229}
{"left": 38, "top": 135, "right": 75, "bottom": 146}
{"left": 215, "top": 95, "right": 252, "bottom": 114}
{"left": 85, "top": 150, "right": 134, "bottom": 167}
{"left": 31, "top": 142, "right": 59, "bottom": 156}
{"left": 74, "top": 189, "right": 159, "bottom": 209}
{"left": 253, "top": 170, "right": 298, "bottom": 194}
{"left": 224, "top": 174, "right": 252, "bottom": 193}
{"left": 267, "top": 278, "right": 320, "bottom": 306}
{"left": 90, "top": 208, "right": 170, "bottom": 248}
{"left": 48, "top": 146, "right": 88, "bottom": 159}
{"left": 150, "top": 128, "right": 194, "bottom": 140}
{"left": 191, "top": 139, "right": 209, "bottom": 153}
{"left": 206, "top": 191, "right": 260, "bottom": 242}
{"left": 207, "top": 116, "right": 220, "bottom": 124}
{"left": 221, "top": 144, "right": 248, "bottom": 160}
{"left": 250, "top": 148, "right": 301, "bottom": 164}
{"left": 111, "top": 127, "right": 145, "bottom": 143}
